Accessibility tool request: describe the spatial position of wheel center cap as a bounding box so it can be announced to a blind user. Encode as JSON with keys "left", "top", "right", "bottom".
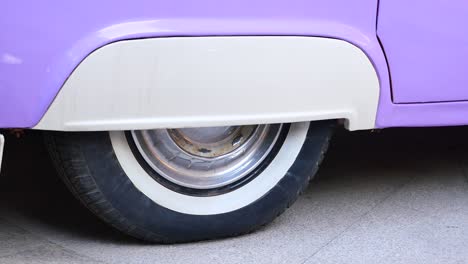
{"left": 168, "top": 125, "right": 257, "bottom": 158}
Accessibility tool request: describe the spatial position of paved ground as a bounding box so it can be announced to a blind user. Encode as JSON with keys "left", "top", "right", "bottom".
{"left": 1, "top": 127, "right": 468, "bottom": 264}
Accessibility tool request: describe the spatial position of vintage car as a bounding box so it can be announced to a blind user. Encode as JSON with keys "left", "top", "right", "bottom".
{"left": 1, "top": 0, "right": 467, "bottom": 242}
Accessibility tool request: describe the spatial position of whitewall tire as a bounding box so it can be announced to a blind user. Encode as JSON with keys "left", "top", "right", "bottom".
{"left": 44, "top": 120, "right": 335, "bottom": 243}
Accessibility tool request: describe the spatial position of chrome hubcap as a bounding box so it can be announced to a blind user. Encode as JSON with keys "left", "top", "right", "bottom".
{"left": 131, "top": 124, "right": 283, "bottom": 189}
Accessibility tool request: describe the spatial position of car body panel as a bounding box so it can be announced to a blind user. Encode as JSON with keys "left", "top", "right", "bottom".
{"left": 377, "top": 0, "right": 468, "bottom": 103}
{"left": 374, "top": 0, "right": 468, "bottom": 128}
{"left": 1, "top": 0, "right": 383, "bottom": 129}
{"left": 3, "top": 1, "right": 468, "bottom": 130}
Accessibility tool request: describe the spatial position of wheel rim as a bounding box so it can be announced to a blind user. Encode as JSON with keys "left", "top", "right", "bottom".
{"left": 131, "top": 124, "right": 283, "bottom": 189}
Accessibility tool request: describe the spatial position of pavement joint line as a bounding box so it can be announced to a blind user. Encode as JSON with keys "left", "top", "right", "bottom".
{"left": 0, "top": 216, "right": 110, "bottom": 264}
{"left": 299, "top": 175, "right": 417, "bottom": 264}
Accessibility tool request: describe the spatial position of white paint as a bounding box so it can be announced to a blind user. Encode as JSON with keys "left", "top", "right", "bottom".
{"left": 35, "top": 37, "right": 379, "bottom": 131}
{"left": 0, "top": 134, "right": 4, "bottom": 173}
{"left": 109, "top": 122, "right": 309, "bottom": 215}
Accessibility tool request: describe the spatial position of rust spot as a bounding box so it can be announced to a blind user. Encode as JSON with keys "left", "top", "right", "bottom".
{"left": 198, "top": 148, "right": 212, "bottom": 154}
{"left": 9, "top": 129, "right": 25, "bottom": 138}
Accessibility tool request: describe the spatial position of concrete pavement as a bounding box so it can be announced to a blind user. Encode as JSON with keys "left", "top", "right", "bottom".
{"left": 1, "top": 127, "right": 468, "bottom": 264}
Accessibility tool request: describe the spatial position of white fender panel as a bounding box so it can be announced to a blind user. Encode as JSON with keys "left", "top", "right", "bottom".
{"left": 34, "top": 37, "right": 379, "bottom": 131}
{"left": 0, "top": 134, "right": 4, "bottom": 173}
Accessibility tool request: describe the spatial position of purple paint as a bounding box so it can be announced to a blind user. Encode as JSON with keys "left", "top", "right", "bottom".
{"left": 375, "top": 0, "right": 468, "bottom": 128}
{"left": 0, "top": 0, "right": 466, "bottom": 129}
{"left": 378, "top": 0, "right": 468, "bottom": 103}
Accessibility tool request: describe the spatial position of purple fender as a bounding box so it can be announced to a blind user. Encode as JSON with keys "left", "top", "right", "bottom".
{"left": 1, "top": 0, "right": 385, "bottom": 128}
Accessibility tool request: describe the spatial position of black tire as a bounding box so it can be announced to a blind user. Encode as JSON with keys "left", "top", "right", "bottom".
{"left": 44, "top": 121, "right": 335, "bottom": 243}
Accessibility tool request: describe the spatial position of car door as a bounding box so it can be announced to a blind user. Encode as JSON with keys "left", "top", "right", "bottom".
{"left": 378, "top": 0, "right": 468, "bottom": 103}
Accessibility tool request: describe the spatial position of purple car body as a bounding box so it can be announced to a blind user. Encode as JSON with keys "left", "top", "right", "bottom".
{"left": 1, "top": 0, "right": 468, "bottom": 129}
{"left": 3, "top": 1, "right": 468, "bottom": 243}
